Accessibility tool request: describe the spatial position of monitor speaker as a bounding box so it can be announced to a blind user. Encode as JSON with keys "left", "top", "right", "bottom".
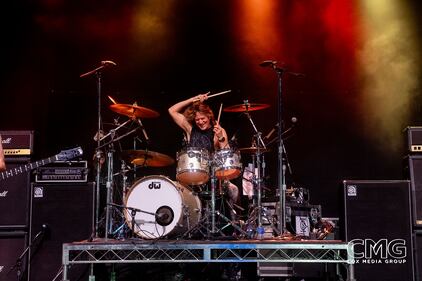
{"left": 0, "top": 159, "right": 31, "bottom": 229}
{"left": 343, "top": 180, "right": 414, "bottom": 281}
{"left": 27, "top": 182, "right": 94, "bottom": 281}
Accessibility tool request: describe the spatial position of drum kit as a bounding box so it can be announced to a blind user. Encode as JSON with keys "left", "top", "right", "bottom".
{"left": 80, "top": 59, "right": 299, "bottom": 241}
{"left": 93, "top": 96, "right": 279, "bottom": 240}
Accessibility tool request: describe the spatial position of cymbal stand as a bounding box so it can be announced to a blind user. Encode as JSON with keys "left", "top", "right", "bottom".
{"left": 210, "top": 168, "right": 218, "bottom": 234}
{"left": 98, "top": 122, "right": 136, "bottom": 239}
{"left": 242, "top": 103, "right": 266, "bottom": 229}
{"left": 110, "top": 160, "right": 132, "bottom": 239}
{"left": 104, "top": 142, "right": 115, "bottom": 240}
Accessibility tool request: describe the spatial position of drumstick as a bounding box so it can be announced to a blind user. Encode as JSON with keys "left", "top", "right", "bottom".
{"left": 193, "top": 90, "right": 231, "bottom": 102}
{"left": 216, "top": 103, "right": 223, "bottom": 125}
{"left": 108, "top": 95, "right": 118, "bottom": 104}
{"left": 208, "top": 90, "right": 231, "bottom": 99}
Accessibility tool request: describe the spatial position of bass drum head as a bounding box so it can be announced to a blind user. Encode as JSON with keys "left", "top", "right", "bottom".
{"left": 124, "top": 175, "right": 201, "bottom": 239}
{"left": 125, "top": 175, "right": 183, "bottom": 239}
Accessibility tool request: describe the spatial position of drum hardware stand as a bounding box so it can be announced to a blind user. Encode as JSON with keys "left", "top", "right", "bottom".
{"left": 80, "top": 60, "right": 116, "bottom": 239}
{"left": 104, "top": 143, "right": 115, "bottom": 239}
{"left": 107, "top": 160, "right": 133, "bottom": 240}
{"left": 97, "top": 120, "right": 145, "bottom": 239}
{"left": 118, "top": 160, "right": 132, "bottom": 200}
{"left": 210, "top": 164, "right": 247, "bottom": 238}
{"left": 180, "top": 171, "right": 247, "bottom": 239}
{"left": 241, "top": 102, "right": 270, "bottom": 235}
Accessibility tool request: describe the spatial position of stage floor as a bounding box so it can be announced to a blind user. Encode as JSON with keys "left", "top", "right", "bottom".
{"left": 62, "top": 238, "right": 355, "bottom": 280}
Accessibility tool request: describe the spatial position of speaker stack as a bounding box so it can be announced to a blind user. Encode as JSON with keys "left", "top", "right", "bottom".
{"left": 406, "top": 126, "right": 422, "bottom": 281}
{"left": 28, "top": 182, "right": 95, "bottom": 281}
{"left": 0, "top": 130, "right": 33, "bottom": 281}
{"left": 1, "top": 131, "right": 94, "bottom": 280}
{"left": 342, "top": 180, "right": 415, "bottom": 281}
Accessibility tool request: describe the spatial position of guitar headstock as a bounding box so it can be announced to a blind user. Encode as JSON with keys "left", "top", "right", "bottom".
{"left": 56, "top": 147, "right": 84, "bottom": 161}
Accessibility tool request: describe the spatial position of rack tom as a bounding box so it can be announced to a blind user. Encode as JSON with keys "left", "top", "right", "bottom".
{"left": 176, "top": 147, "right": 210, "bottom": 185}
{"left": 213, "top": 149, "right": 242, "bottom": 180}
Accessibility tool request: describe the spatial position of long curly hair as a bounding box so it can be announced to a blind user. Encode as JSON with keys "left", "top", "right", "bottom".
{"left": 183, "top": 102, "right": 215, "bottom": 125}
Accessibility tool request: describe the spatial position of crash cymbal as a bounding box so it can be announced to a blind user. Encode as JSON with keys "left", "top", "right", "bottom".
{"left": 121, "top": 150, "right": 175, "bottom": 167}
{"left": 223, "top": 103, "right": 270, "bottom": 112}
{"left": 110, "top": 104, "right": 159, "bottom": 118}
{"left": 238, "top": 147, "right": 271, "bottom": 154}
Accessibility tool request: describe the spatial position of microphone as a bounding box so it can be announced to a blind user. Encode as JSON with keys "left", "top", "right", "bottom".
{"left": 33, "top": 223, "right": 50, "bottom": 241}
{"left": 156, "top": 213, "right": 169, "bottom": 219}
{"left": 259, "top": 60, "right": 277, "bottom": 67}
{"left": 101, "top": 60, "right": 117, "bottom": 66}
{"left": 155, "top": 206, "right": 173, "bottom": 226}
{"left": 291, "top": 116, "right": 298, "bottom": 124}
{"left": 41, "top": 224, "right": 49, "bottom": 231}
{"left": 80, "top": 60, "right": 117, "bottom": 78}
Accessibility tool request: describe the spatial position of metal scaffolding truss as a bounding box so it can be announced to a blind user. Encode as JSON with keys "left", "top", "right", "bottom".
{"left": 62, "top": 239, "right": 355, "bottom": 280}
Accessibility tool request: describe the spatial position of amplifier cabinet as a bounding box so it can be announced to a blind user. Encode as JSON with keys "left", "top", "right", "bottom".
{"left": 415, "top": 230, "right": 422, "bottom": 281}
{"left": 0, "top": 231, "right": 28, "bottom": 281}
{"left": 0, "top": 130, "right": 34, "bottom": 157}
{"left": 343, "top": 180, "right": 414, "bottom": 281}
{"left": 406, "top": 155, "right": 422, "bottom": 227}
{"left": 0, "top": 159, "right": 31, "bottom": 229}
{"left": 28, "top": 182, "right": 95, "bottom": 281}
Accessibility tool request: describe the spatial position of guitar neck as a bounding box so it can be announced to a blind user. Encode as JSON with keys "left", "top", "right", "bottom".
{"left": 0, "top": 155, "right": 58, "bottom": 181}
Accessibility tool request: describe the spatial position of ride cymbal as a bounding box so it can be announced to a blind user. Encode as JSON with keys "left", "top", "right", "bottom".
{"left": 121, "top": 150, "right": 175, "bottom": 167}
{"left": 238, "top": 147, "right": 271, "bottom": 154}
{"left": 224, "top": 103, "right": 270, "bottom": 112}
{"left": 110, "top": 104, "right": 159, "bottom": 118}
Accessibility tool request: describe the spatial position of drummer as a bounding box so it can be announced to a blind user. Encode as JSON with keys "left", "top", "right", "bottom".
{"left": 168, "top": 93, "right": 239, "bottom": 209}
{"left": 168, "top": 93, "right": 229, "bottom": 151}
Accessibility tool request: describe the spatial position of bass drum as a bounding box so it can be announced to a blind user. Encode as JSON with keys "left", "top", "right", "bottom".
{"left": 124, "top": 175, "right": 201, "bottom": 239}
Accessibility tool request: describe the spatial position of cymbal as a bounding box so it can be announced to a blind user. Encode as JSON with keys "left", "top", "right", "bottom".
{"left": 110, "top": 104, "right": 159, "bottom": 118}
{"left": 238, "top": 147, "right": 271, "bottom": 154}
{"left": 121, "top": 150, "right": 175, "bottom": 167}
{"left": 224, "top": 103, "right": 270, "bottom": 113}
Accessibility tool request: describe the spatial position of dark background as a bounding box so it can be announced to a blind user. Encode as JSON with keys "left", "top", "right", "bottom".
{"left": 1, "top": 0, "right": 422, "bottom": 218}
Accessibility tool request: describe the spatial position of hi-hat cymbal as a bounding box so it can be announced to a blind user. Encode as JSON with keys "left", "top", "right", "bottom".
{"left": 239, "top": 147, "right": 271, "bottom": 154}
{"left": 121, "top": 150, "right": 175, "bottom": 167}
{"left": 224, "top": 103, "right": 270, "bottom": 112}
{"left": 110, "top": 104, "right": 159, "bottom": 118}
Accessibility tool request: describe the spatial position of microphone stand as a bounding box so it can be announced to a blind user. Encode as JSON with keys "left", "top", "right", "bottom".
{"left": 8, "top": 229, "right": 45, "bottom": 281}
{"left": 107, "top": 203, "right": 157, "bottom": 238}
{"left": 94, "top": 70, "right": 102, "bottom": 238}
{"left": 80, "top": 61, "right": 116, "bottom": 239}
{"left": 275, "top": 66, "right": 287, "bottom": 234}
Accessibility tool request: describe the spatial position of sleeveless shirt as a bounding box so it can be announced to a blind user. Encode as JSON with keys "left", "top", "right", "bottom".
{"left": 188, "top": 126, "right": 214, "bottom": 152}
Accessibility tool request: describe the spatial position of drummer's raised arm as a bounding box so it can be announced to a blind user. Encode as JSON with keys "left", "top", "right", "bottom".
{"left": 168, "top": 94, "right": 208, "bottom": 134}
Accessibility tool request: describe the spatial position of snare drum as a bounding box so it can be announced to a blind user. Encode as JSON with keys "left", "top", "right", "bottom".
{"left": 176, "top": 147, "right": 210, "bottom": 185}
{"left": 213, "top": 149, "right": 242, "bottom": 180}
{"left": 124, "top": 175, "right": 201, "bottom": 239}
